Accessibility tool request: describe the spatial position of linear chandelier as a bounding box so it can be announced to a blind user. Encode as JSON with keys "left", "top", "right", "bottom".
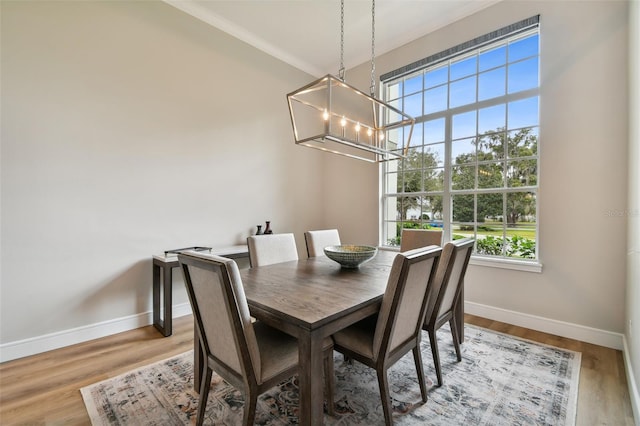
{"left": 286, "top": 0, "right": 415, "bottom": 163}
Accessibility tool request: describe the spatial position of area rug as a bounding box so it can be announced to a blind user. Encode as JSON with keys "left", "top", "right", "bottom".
{"left": 81, "top": 325, "right": 580, "bottom": 425}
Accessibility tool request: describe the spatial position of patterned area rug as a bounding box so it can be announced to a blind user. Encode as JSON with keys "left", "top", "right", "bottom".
{"left": 81, "top": 325, "right": 580, "bottom": 425}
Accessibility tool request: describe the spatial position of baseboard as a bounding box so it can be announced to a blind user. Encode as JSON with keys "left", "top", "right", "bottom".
{"left": 465, "top": 301, "right": 624, "bottom": 350}
{"left": 623, "top": 336, "right": 640, "bottom": 426}
{"left": 0, "top": 303, "right": 193, "bottom": 363}
{"left": 0, "top": 301, "right": 624, "bottom": 363}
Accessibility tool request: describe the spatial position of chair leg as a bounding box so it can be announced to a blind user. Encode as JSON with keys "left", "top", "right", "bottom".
{"left": 428, "top": 328, "right": 443, "bottom": 387}
{"left": 243, "top": 391, "right": 258, "bottom": 426}
{"left": 196, "top": 366, "right": 213, "bottom": 426}
{"left": 376, "top": 368, "right": 393, "bottom": 426}
{"left": 324, "top": 348, "right": 335, "bottom": 416}
{"left": 412, "top": 346, "right": 428, "bottom": 403}
{"left": 449, "top": 318, "right": 462, "bottom": 362}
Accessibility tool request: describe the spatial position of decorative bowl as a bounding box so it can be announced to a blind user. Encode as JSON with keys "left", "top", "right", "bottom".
{"left": 324, "top": 245, "right": 378, "bottom": 268}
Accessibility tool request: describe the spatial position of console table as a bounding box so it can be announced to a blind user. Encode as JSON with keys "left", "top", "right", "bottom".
{"left": 152, "top": 245, "right": 249, "bottom": 336}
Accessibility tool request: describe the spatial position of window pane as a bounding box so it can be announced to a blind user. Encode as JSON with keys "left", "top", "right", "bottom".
{"left": 386, "top": 81, "right": 401, "bottom": 101}
{"left": 451, "top": 55, "right": 477, "bottom": 80}
{"left": 424, "top": 167, "right": 444, "bottom": 191}
{"left": 452, "top": 165, "right": 475, "bottom": 190}
{"left": 385, "top": 171, "right": 400, "bottom": 193}
{"left": 478, "top": 193, "right": 504, "bottom": 223}
{"left": 424, "top": 143, "right": 445, "bottom": 167}
{"left": 508, "top": 57, "right": 539, "bottom": 93}
{"left": 452, "top": 111, "right": 476, "bottom": 139}
{"left": 387, "top": 98, "right": 401, "bottom": 123}
{"left": 478, "top": 104, "right": 506, "bottom": 134}
{"left": 508, "top": 127, "right": 538, "bottom": 158}
{"left": 508, "top": 96, "right": 538, "bottom": 129}
{"left": 505, "top": 191, "right": 537, "bottom": 259}
{"left": 452, "top": 194, "right": 475, "bottom": 222}
{"left": 452, "top": 137, "right": 476, "bottom": 164}
{"left": 424, "top": 85, "right": 448, "bottom": 114}
{"left": 401, "top": 196, "right": 421, "bottom": 221}
{"left": 479, "top": 45, "right": 506, "bottom": 71}
{"left": 478, "top": 131, "right": 506, "bottom": 160}
{"left": 450, "top": 76, "right": 476, "bottom": 108}
{"left": 507, "top": 159, "right": 538, "bottom": 187}
{"left": 424, "top": 118, "right": 445, "bottom": 143}
{"left": 384, "top": 220, "right": 401, "bottom": 246}
{"left": 404, "top": 74, "right": 423, "bottom": 95}
{"left": 476, "top": 234, "right": 506, "bottom": 256}
{"left": 423, "top": 195, "right": 444, "bottom": 223}
{"left": 478, "top": 162, "right": 504, "bottom": 188}
{"left": 478, "top": 67, "right": 506, "bottom": 101}
{"left": 425, "top": 65, "right": 448, "bottom": 88}
{"left": 509, "top": 33, "right": 539, "bottom": 62}
{"left": 404, "top": 92, "right": 423, "bottom": 118}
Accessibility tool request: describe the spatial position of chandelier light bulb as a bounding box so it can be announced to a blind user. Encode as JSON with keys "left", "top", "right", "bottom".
{"left": 355, "top": 122, "right": 361, "bottom": 132}
{"left": 323, "top": 109, "right": 329, "bottom": 120}
{"left": 341, "top": 116, "right": 347, "bottom": 127}
{"left": 367, "top": 128, "right": 373, "bottom": 136}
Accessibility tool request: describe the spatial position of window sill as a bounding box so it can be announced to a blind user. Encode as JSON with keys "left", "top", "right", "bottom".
{"left": 469, "top": 256, "right": 542, "bottom": 273}
{"left": 377, "top": 246, "right": 542, "bottom": 273}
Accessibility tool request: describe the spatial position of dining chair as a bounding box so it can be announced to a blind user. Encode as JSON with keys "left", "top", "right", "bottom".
{"left": 304, "top": 229, "right": 341, "bottom": 257}
{"left": 247, "top": 233, "right": 298, "bottom": 267}
{"left": 331, "top": 245, "right": 442, "bottom": 426}
{"left": 178, "top": 251, "right": 335, "bottom": 425}
{"left": 422, "top": 238, "right": 474, "bottom": 387}
{"left": 399, "top": 228, "right": 443, "bottom": 251}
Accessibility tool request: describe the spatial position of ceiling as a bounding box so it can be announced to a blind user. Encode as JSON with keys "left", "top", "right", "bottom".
{"left": 164, "top": 0, "right": 500, "bottom": 77}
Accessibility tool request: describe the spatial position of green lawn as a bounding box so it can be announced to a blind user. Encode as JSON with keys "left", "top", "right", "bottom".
{"left": 453, "top": 221, "right": 536, "bottom": 240}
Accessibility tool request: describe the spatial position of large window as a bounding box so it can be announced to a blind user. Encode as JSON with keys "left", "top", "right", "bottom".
{"left": 381, "top": 18, "right": 540, "bottom": 264}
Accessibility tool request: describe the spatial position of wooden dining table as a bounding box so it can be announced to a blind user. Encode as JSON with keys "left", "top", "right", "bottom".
{"left": 193, "top": 248, "right": 465, "bottom": 426}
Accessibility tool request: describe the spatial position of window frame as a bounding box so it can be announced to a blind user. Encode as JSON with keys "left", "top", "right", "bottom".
{"left": 379, "top": 21, "right": 542, "bottom": 272}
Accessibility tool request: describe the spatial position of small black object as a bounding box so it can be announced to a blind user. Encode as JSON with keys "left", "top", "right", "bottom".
{"left": 264, "top": 221, "right": 273, "bottom": 234}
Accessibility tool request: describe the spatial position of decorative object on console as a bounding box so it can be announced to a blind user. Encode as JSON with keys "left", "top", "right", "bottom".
{"left": 263, "top": 221, "right": 272, "bottom": 234}
{"left": 255, "top": 225, "right": 263, "bottom": 235}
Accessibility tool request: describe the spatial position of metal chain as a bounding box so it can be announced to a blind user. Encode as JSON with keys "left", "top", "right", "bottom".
{"left": 339, "top": 0, "right": 345, "bottom": 81}
{"left": 370, "top": 0, "right": 376, "bottom": 96}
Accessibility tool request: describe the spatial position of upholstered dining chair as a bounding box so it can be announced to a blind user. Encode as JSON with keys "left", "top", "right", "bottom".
{"left": 247, "top": 233, "right": 298, "bottom": 267}
{"left": 422, "top": 238, "right": 474, "bottom": 387}
{"left": 178, "top": 251, "right": 335, "bottom": 426}
{"left": 400, "top": 228, "right": 443, "bottom": 251}
{"left": 304, "top": 229, "right": 341, "bottom": 257}
{"left": 331, "top": 245, "right": 442, "bottom": 426}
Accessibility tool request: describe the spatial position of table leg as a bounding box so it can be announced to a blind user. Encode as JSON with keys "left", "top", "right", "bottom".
{"left": 163, "top": 265, "right": 173, "bottom": 336}
{"left": 152, "top": 260, "right": 173, "bottom": 337}
{"left": 297, "top": 329, "right": 325, "bottom": 426}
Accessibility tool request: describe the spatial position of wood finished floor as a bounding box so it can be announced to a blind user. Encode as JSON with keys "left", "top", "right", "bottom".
{"left": 0, "top": 314, "right": 634, "bottom": 425}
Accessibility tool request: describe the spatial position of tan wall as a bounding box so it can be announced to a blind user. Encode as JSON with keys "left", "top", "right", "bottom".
{"left": 0, "top": 1, "right": 325, "bottom": 346}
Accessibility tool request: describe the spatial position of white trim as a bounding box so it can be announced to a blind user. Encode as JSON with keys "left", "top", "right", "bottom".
{"left": 469, "top": 255, "right": 543, "bottom": 273}
{"left": 466, "top": 301, "right": 624, "bottom": 350}
{"left": 623, "top": 336, "right": 640, "bottom": 425}
{"left": 0, "top": 303, "right": 193, "bottom": 363}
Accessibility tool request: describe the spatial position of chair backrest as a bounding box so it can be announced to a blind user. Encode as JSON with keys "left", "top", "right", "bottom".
{"left": 304, "top": 229, "right": 341, "bottom": 257}
{"left": 178, "top": 252, "right": 261, "bottom": 381}
{"left": 425, "top": 238, "right": 475, "bottom": 325}
{"left": 400, "top": 229, "right": 443, "bottom": 251}
{"left": 373, "top": 245, "right": 442, "bottom": 358}
{"left": 247, "top": 233, "right": 298, "bottom": 267}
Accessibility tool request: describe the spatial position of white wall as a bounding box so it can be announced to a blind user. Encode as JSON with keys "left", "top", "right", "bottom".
{"left": 626, "top": 0, "right": 640, "bottom": 420}
{"left": 0, "top": 1, "right": 326, "bottom": 357}
{"left": 337, "top": 0, "right": 629, "bottom": 345}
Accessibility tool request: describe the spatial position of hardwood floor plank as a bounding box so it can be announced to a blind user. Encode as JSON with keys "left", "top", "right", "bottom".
{"left": 0, "top": 314, "right": 634, "bottom": 425}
